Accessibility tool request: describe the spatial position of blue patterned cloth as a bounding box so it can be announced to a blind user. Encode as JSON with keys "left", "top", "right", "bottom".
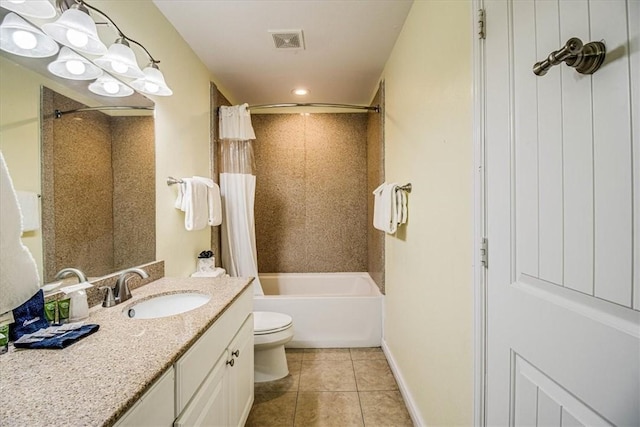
{"left": 14, "top": 324, "right": 99, "bottom": 349}
{"left": 10, "top": 289, "right": 49, "bottom": 341}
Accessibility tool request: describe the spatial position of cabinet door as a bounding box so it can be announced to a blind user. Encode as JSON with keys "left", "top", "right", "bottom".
{"left": 227, "top": 315, "right": 254, "bottom": 427}
{"left": 175, "top": 287, "right": 253, "bottom": 415}
{"left": 114, "top": 368, "right": 175, "bottom": 427}
{"left": 174, "top": 353, "right": 228, "bottom": 427}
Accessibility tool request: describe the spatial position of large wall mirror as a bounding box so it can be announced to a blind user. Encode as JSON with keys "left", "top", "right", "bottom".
{"left": 0, "top": 40, "right": 156, "bottom": 283}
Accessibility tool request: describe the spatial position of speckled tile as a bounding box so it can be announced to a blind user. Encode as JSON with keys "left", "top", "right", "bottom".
{"left": 299, "top": 360, "right": 357, "bottom": 392}
{"left": 367, "top": 84, "right": 385, "bottom": 294}
{"left": 0, "top": 276, "right": 252, "bottom": 426}
{"left": 246, "top": 392, "right": 297, "bottom": 427}
{"left": 359, "top": 391, "right": 413, "bottom": 427}
{"left": 40, "top": 88, "right": 156, "bottom": 284}
{"left": 111, "top": 116, "right": 155, "bottom": 272}
{"left": 294, "top": 392, "right": 363, "bottom": 427}
{"left": 252, "top": 113, "right": 368, "bottom": 273}
{"left": 353, "top": 359, "right": 398, "bottom": 391}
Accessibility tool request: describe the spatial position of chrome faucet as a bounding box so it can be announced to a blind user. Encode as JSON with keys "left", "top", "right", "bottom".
{"left": 54, "top": 267, "right": 88, "bottom": 283}
{"left": 112, "top": 268, "right": 149, "bottom": 305}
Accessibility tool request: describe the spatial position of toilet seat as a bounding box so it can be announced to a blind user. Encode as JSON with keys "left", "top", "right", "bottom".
{"left": 254, "top": 311, "right": 293, "bottom": 335}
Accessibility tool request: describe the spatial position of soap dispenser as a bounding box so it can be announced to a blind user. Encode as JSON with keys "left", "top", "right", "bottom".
{"left": 60, "top": 283, "right": 92, "bottom": 321}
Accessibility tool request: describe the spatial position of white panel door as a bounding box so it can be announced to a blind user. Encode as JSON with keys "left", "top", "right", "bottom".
{"left": 484, "top": 0, "right": 640, "bottom": 425}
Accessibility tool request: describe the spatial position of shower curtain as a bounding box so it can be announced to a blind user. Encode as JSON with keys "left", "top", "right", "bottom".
{"left": 218, "top": 104, "right": 263, "bottom": 295}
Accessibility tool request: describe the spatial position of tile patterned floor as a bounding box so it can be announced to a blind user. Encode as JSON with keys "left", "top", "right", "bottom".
{"left": 246, "top": 348, "right": 414, "bottom": 427}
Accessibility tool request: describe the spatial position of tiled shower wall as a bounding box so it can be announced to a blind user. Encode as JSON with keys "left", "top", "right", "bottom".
{"left": 367, "top": 84, "right": 385, "bottom": 292}
{"left": 41, "top": 88, "right": 154, "bottom": 282}
{"left": 209, "top": 84, "right": 231, "bottom": 266}
{"left": 252, "top": 113, "right": 369, "bottom": 273}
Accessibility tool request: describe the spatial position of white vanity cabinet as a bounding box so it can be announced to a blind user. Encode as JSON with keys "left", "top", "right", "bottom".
{"left": 114, "top": 286, "right": 253, "bottom": 427}
{"left": 113, "top": 368, "right": 175, "bottom": 427}
{"left": 174, "top": 287, "right": 254, "bottom": 427}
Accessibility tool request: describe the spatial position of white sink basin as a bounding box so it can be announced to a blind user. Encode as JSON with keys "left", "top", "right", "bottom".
{"left": 124, "top": 292, "right": 211, "bottom": 319}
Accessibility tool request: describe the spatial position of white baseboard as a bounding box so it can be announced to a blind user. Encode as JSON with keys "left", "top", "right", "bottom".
{"left": 382, "top": 338, "right": 427, "bottom": 427}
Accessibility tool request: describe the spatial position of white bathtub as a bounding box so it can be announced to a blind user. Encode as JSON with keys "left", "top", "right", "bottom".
{"left": 253, "top": 272, "right": 383, "bottom": 348}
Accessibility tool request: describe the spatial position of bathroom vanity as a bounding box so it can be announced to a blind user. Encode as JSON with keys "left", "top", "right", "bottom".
{"left": 0, "top": 277, "right": 254, "bottom": 427}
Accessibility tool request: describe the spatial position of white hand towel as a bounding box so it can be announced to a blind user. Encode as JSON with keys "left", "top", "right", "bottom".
{"left": 0, "top": 151, "right": 40, "bottom": 315}
{"left": 193, "top": 176, "right": 223, "bottom": 226}
{"left": 372, "top": 183, "right": 387, "bottom": 232}
{"left": 174, "top": 182, "right": 185, "bottom": 209}
{"left": 16, "top": 190, "right": 40, "bottom": 232}
{"left": 372, "top": 182, "right": 399, "bottom": 234}
{"left": 396, "top": 187, "right": 408, "bottom": 225}
{"left": 399, "top": 188, "right": 408, "bottom": 224}
{"left": 183, "top": 178, "right": 209, "bottom": 231}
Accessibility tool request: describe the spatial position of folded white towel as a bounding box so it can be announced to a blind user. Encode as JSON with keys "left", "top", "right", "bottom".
{"left": 16, "top": 191, "right": 40, "bottom": 232}
{"left": 174, "top": 182, "right": 185, "bottom": 209}
{"left": 0, "top": 151, "right": 40, "bottom": 315}
{"left": 397, "top": 187, "right": 408, "bottom": 224}
{"left": 183, "top": 178, "right": 209, "bottom": 231}
{"left": 373, "top": 182, "right": 400, "bottom": 234}
{"left": 193, "top": 176, "right": 222, "bottom": 226}
{"left": 372, "top": 183, "right": 387, "bottom": 232}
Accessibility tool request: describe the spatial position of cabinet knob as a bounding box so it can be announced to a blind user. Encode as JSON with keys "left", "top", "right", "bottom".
{"left": 232, "top": 350, "right": 240, "bottom": 358}
{"left": 226, "top": 358, "right": 235, "bottom": 367}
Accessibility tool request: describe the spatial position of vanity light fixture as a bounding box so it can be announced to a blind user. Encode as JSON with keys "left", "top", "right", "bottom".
{"left": 0, "top": 0, "right": 57, "bottom": 19}
{"left": 131, "top": 62, "right": 173, "bottom": 96}
{"left": 3, "top": 0, "right": 172, "bottom": 96}
{"left": 0, "top": 12, "right": 58, "bottom": 57}
{"left": 47, "top": 46, "right": 102, "bottom": 80}
{"left": 41, "top": 4, "right": 107, "bottom": 55}
{"left": 94, "top": 38, "right": 144, "bottom": 79}
{"left": 88, "top": 74, "right": 133, "bottom": 97}
{"left": 292, "top": 88, "right": 309, "bottom": 96}
{"left": 73, "top": 0, "right": 172, "bottom": 96}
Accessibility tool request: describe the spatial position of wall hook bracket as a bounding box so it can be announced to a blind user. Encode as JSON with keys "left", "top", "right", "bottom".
{"left": 533, "top": 37, "right": 606, "bottom": 76}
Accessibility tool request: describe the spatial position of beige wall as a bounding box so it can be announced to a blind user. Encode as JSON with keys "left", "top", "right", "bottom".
{"left": 0, "top": 57, "right": 45, "bottom": 277}
{"left": 381, "top": 1, "right": 474, "bottom": 425}
{"left": 252, "top": 113, "right": 368, "bottom": 273}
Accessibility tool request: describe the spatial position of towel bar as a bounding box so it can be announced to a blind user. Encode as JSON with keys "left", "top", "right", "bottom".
{"left": 166, "top": 176, "right": 184, "bottom": 186}
{"left": 397, "top": 183, "right": 412, "bottom": 193}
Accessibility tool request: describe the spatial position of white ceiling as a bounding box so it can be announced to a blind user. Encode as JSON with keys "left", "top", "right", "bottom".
{"left": 153, "top": 0, "right": 413, "bottom": 107}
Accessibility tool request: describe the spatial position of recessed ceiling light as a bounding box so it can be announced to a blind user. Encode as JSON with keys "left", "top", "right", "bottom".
{"left": 292, "top": 88, "right": 309, "bottom": 96}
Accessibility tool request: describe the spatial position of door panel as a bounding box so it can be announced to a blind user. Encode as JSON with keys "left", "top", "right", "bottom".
{"left": 535, "top": 0, "right": 564, "bottom": 285}
{"left": 513, "top": 354, "right": 610, "bottom": 426}
{"left": 484, "top": 0, "right": 640, "bottom": 425}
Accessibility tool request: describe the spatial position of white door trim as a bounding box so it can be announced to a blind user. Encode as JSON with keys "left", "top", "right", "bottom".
{"left": 472, "top": 0, "right": 487, "bottom": 426}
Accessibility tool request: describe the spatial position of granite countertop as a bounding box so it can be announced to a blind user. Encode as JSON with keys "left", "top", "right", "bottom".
{"left": 0, "top": 276, "right": 253, "bottom": 427}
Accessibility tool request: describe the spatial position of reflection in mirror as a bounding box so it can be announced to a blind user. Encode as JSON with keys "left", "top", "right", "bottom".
{"left": 41, "top": 87, "right": 155, "bottom": 283}
{"left": 0, "top": 52, "right": 156, "bottom": 284}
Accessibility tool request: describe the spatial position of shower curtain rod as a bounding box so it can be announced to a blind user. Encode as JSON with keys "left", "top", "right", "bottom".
{"left": 54, "top": 106, "right": 154, "bottom": 118}
{"left": 218, "top": 103, "right": 380, "bottom": 113}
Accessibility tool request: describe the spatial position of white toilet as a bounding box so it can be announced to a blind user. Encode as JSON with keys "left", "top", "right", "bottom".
{"left": 191, "top": 268, "right": 294, "bottom": 383}
{"left": 253, "top": 311, "right": 294, "bottom": 382}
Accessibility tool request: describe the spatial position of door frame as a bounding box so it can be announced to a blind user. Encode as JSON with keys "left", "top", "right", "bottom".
{"left": 472, "top": 0, "right": 487, "bottom": 425}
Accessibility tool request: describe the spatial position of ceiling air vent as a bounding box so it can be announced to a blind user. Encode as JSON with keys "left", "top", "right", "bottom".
{"left": 269, "top": 30, "right": 305, "bottom": 50}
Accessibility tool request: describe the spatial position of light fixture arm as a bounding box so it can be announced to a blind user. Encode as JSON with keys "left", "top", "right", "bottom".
{"left": 58, "top": 0, "right": 160, "bottom": 65}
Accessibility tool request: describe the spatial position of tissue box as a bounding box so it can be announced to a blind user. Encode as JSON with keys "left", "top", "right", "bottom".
{"left": 197, "top": 258, "right": 215, "bottom": 272}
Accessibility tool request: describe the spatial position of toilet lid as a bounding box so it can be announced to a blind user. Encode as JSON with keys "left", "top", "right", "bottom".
{"left": 254, "top": 311, "right": 293, "bottom": 335}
